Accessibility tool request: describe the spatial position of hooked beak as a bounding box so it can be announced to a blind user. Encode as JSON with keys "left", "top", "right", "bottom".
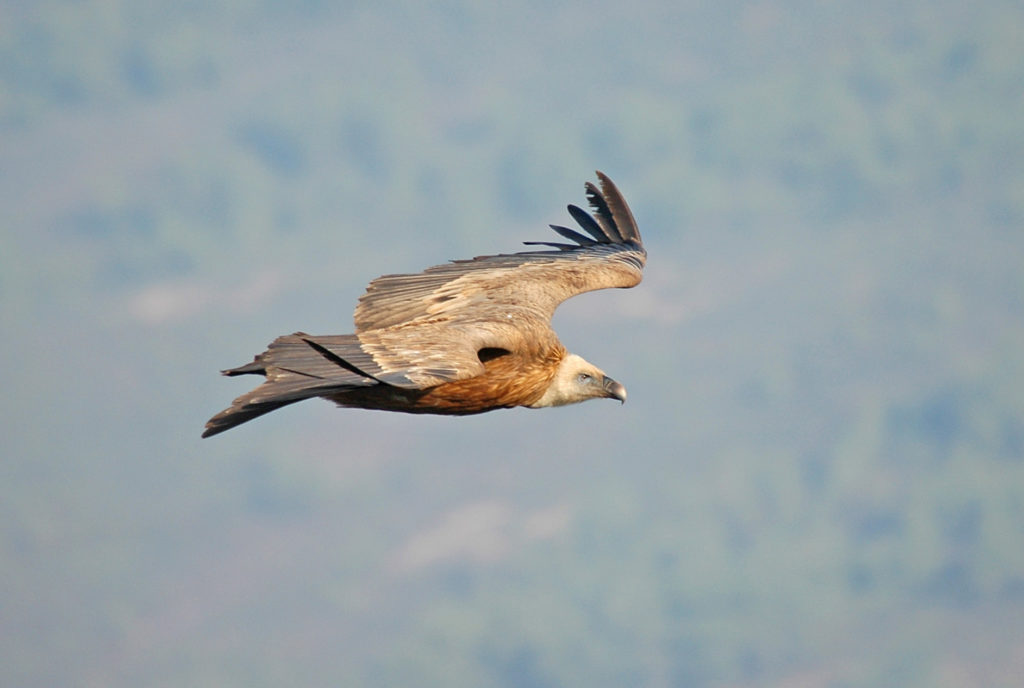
{"left": 602, "top": 376, "right": 627, "bottom": 404}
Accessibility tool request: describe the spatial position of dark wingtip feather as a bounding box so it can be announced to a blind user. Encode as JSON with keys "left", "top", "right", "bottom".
{"left": 536, "top": 172, "right": 642, "bottom": 249}
{"left": 584, "top": 181, "right": 623, "bottom": 242}
{"left": 567, "top": 205, "right": 611, "bottom": 243}
{"left": 548, "top": 223, "right": 598, "bottom": 246}
{"left": 222, "top": 360, "right": 265, "bottom": 376}
{"left": 594, "top": 171, "right": 641, "bottom": 244}
{"left": 202, "top": 399, "right": 296, "bottom": 438}
{"left": 523, "top": 241, "right": 577, "bottom": 250}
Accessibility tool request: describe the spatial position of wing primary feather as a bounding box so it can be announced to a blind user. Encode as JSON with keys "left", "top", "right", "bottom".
{"left": 567, "top": 204, "right": 611, "bottom": 242}
{"left": 522, "top": 241, "right": 578, "bottom": 250}
{"left": 222, "top": 360, "right": 265, "bottom": 376}
{"left": 548, "top": 223, "right": 598, "bottom": 246}
{"left": 595, "top": 170, "right": 641, "bottom": 243}
{"left": 585, "top": 182, "right": 625, "bottom": 242}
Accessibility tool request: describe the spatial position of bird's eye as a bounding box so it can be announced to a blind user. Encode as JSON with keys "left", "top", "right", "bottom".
{"left": 577, "top": 373, "right": 592, "bottom": 383}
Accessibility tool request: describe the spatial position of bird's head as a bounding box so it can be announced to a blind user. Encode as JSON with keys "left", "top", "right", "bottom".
{"left": 528, "top": 353, "right": 627, "bottom": 408}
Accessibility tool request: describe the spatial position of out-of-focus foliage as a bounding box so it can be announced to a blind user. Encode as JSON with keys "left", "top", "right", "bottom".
{"left": 2, "top": 2, "right": 1022, "bottom": 687}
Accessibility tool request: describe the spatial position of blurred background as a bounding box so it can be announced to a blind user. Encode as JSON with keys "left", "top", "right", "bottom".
{"left": 2, "top": 1, "right": 1023, "bottom": 686}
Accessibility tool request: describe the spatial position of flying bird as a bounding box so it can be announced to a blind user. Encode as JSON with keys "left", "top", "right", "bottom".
{"left": 203, "top": 171, "right": 645, "bottom": 438}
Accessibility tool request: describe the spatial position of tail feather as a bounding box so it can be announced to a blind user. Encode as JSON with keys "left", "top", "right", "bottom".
{"left": 202, "top": 332, "right": 381, "bottom": 438}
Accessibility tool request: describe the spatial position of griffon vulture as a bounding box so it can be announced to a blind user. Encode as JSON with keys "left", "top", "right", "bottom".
{"left": 203, "top": 172, "right": 644, "bottom": 438}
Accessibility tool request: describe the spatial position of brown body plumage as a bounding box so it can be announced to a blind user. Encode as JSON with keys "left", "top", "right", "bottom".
{"left": 328, "top": 344, "right": 566, "bottom": 414}
{"left": 203, "top": 172, "right": 645, "bottom": 438}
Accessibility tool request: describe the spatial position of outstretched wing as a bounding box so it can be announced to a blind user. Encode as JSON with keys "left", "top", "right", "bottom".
{"left": 354, "top": 171, "right": 645, "bottom": 336}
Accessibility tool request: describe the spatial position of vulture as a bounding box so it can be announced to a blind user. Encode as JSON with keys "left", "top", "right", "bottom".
{"left": 202, "top": 171, "right": 645, "bottom": 438}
